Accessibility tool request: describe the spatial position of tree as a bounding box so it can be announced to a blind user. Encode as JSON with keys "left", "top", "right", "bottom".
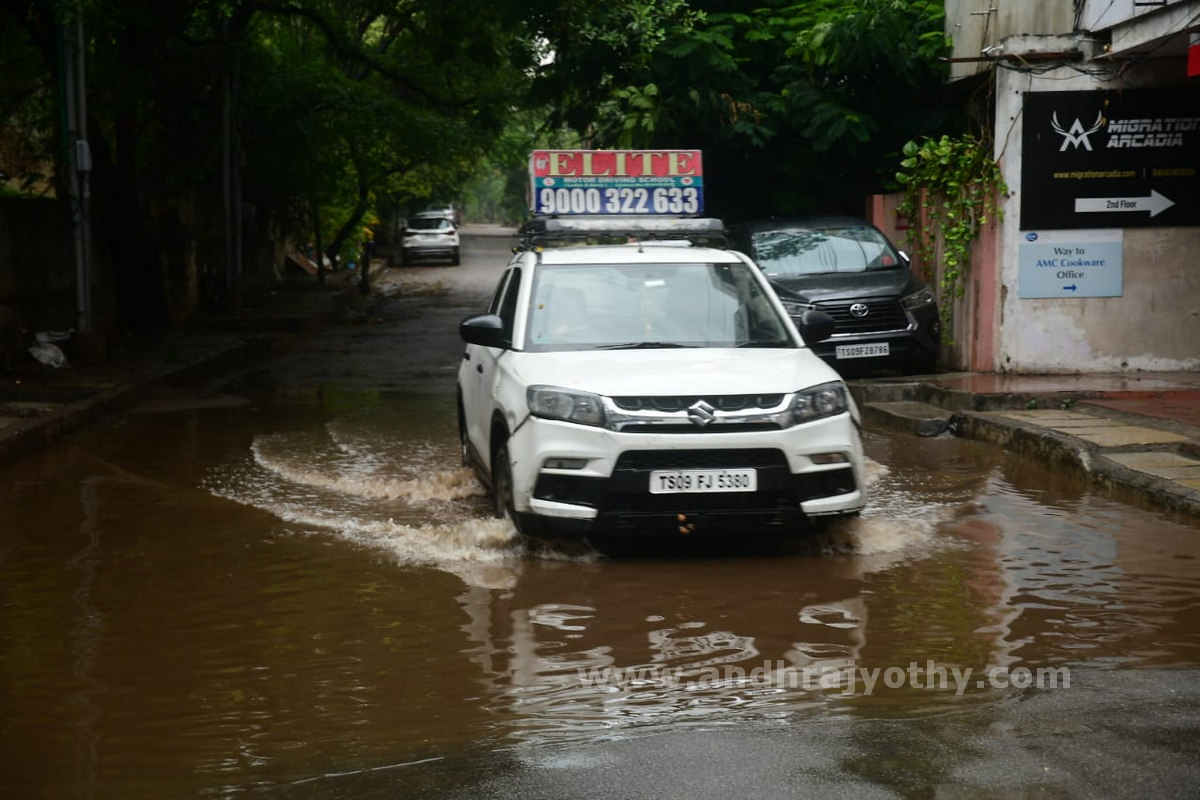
{"left": 1, "top": 0, "right": 954, "bottom": 333}
{"left": 529, "top": 0, "right": 953, "bottom": 218}
{"left": 0, "top": 0, "right": 541, "bottom": 328}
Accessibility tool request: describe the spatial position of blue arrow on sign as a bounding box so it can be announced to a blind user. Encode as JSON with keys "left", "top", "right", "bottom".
{"left": 1063, "top": 284, "right": 1078, "bottom": 291}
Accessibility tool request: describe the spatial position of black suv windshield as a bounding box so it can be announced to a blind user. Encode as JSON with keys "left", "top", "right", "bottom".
{"left": 752, "top": 225, "right": 901, "bottom": 276}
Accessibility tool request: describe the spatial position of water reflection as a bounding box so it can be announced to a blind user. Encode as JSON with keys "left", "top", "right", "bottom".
{"left": 6, "top": 398, "right": 1194, "bottom": 793}
{"left": 203, "top": 411, "right": 1200, "bottom": 750}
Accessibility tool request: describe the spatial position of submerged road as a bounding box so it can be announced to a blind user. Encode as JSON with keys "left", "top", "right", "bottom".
{"left": 0, "top": 227, "right": 1197, "bottom": 798}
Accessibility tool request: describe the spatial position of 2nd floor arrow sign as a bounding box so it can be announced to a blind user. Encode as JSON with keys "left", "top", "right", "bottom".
{"left": 1074, "top": 190, "right": 1175, "bottom": 218}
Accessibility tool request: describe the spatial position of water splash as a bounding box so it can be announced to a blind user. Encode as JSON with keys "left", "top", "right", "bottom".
{"left": 204, "top": 422, "right": 604, "bottom": 587}
{"left": 208, "top": 429, "right": 951, "bottom": 584}
{"left": 819, "top": 456, "right": 953, "bottom": 557}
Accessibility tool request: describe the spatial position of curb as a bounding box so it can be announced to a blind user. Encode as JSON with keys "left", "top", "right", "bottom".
{"left": 0, "top": 265, "right": 377, "bottom": 469}
{"left": 852, "top": 375, "right": 1200, "bottom": 521}
{"left": 949, "top": 410, "right": 1200, "bottom": 519}
{"left": 0, "top": 335, "right": 270, "bottom": 468}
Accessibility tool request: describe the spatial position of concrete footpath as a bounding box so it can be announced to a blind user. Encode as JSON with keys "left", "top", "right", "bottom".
{"left": 0, "top": 268, "right": 370, "bottom": 467}
{"left": 2, "top": 271, "right": 1198, "bottom": 520}
{"left": 851, "top": 371, "right": 1200, "bottom": 519}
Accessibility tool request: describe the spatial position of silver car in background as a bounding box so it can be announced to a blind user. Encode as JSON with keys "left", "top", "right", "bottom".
{"left": 401, "top": 212, "right": 461, "bottom": 266}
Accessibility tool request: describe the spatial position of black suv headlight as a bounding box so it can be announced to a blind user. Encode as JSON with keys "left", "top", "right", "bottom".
{"left": 527, "top": 386, "right": 606, "bottom": 427}
{"left": 900, "top": 287, "right": 936, "bottom": 310}
{"left": 780, "top": 298, "right": 816, "bottom": 316}
{"left": 791, "top": 382, "right": 849, "bottom": 424}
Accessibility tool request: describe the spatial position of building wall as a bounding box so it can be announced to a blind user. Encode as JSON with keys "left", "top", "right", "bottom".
{"left": 869, "top": 192, "right": 1001, "bottom": 373}
{"left": 945, "top": 0, "right": 1075, "bottom": 79}
{"left": 992, "top": 63, "right": 1200, "bottom": 373}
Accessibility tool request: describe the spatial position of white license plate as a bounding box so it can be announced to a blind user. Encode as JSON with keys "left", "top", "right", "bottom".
{"left": 835, "top": 342, "right": 890, "bottom": 359}
{"left": 649, "top": 468, "right": 757, "bottom": 494}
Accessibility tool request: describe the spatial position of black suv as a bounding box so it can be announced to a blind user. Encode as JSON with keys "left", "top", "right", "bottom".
{"left": 729, "top": 216, "right": 939, "bottom": 375}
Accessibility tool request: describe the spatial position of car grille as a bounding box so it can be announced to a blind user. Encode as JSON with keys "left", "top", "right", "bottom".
{"left": 616, "top": 422, "right": 782, "bottom": 434}
{"left": 606, "top": 394, "right": 792, "bottom": 433}
{"left": 814, "top": 298, "right": 908, "bottom": 334}
{"left": 616, "top": 449, "right": 786, "bottom": 470}
{"left": 612, "top": 394, "right": 785, "bottom": 412}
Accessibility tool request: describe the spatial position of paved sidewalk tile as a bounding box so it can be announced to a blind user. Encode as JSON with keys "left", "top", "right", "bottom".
{"left": 997, "top": 410, "right": 1190, "bottom": 447}
{"left": 1107, "top": 452, "right": 1200, "bottom": 480}
{"left": 1060, "top": 427, "right": 1189, "bottom": 447}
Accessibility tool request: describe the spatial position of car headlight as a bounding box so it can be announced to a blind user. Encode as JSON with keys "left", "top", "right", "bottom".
{"left": 528, "top": 386, "right": 606, "bottom": 427}
{"left": 900, "top": 287, "right": 936, "bottom": 310}
{"left": 780, "top": 298, "right": 815, "bottom": 316}
{"left": 792, "top": 382, "right": 848, "bottom": 424}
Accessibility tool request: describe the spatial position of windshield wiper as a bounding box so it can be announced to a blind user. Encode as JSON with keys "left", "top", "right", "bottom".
{"left": 738, "top": 339, "right": 791, "bottom": 348}
{"left": 599, "top": 341, "right": 695, "bottom": 350}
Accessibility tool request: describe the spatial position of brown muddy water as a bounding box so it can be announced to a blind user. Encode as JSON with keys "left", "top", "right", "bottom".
{"left": 3, "top": 398, "right": 1199, "bottom": 796}
{"left": 2, "top": 255, "right": 1199, "bottom": 796}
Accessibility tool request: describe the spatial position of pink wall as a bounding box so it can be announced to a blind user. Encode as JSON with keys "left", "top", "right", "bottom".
{"left": 867, "top": 193, "right": 998, "bottom": 372}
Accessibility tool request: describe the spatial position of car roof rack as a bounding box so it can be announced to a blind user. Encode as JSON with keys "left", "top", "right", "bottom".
{"left": 516, "top": 215, "right": 727, "bottom": 250}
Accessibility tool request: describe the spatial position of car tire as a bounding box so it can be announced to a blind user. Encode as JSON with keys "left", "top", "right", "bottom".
{"left": 450, "top": 247, "right": 460, "bottom": 266}
{"left": 457, "top": 402, "right": 470, "bottom": 468}
{"left": 401, "top": 249, "right": 411, "bottom": 266}
{"left": 492, "top": 444, "right": 520, "bottom": 531}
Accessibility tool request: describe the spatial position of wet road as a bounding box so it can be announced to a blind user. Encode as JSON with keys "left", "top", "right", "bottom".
{"left": 1, "top": 228, "right": 1199, "bottom": 798}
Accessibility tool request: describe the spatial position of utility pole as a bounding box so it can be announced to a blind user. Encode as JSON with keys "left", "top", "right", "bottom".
{"left": 61, "top": 2, "right": 92, "bottom": 333}
{"left": 221, "top": 18, "right": 243, "bottom": 308}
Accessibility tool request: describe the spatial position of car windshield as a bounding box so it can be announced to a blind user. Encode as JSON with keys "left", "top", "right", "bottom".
{"left": 408, "top": 217, "right": 453, "bottom": 231}
{"left": 524, "top": 262, "right": 793, "bottom": 351}
{"left": 752, "top": 225, "right": 900, "bottom": 276}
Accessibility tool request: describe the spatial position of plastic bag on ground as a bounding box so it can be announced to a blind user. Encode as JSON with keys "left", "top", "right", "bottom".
{"left": 29, "top": 330, "right": 74, "bottom": 368}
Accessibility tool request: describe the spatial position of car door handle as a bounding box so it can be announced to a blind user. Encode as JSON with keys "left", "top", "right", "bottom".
{"left": 476, "top": 364, "right": 483, "bottom": 373}
{"left": 463, "top": 352, "right": 471, "bottom": 360}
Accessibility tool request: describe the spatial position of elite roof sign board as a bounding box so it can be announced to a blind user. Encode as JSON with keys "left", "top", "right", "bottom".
{"left": 1021, "top": 88, "right": 1200, "bottom": 230}
{"left": 529, "top": 150, "right": 704, "bottom": 216}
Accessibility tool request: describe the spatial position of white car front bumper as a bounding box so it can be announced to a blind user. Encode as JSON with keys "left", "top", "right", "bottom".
{"left": 504, "top": 412, "right": 865, "bottom": 537}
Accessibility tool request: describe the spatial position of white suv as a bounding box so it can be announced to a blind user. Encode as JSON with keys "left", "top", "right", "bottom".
{"left": 457, "top": 216, "right": 865, "bottom": 546}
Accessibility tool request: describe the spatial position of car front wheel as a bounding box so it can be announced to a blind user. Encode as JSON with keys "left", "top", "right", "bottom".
{"left": 457, "top": 403, "right": 470, "bottom": 468}
{"left": 492, "top": 445, "right": 519, "bottom": 530}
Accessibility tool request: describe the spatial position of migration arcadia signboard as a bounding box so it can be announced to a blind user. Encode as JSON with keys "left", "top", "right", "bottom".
{"left": 529, "top": 150, "right": 704, "bottom": 216}
{"left": 1021, "top": 88, "right": 1200, "bottom": 230}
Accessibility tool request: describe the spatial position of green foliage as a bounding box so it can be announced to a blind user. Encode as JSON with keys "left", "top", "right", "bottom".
{"left": 0, "top": 0, "right": 542, "bottom": 315}
{"left": 895, "top": 134, "right": 1007, "bottom": 341}
{"left": 238, "top": 0, "right": 534, "bottom": 262}
{"left": 0, "top": 6, "right": 59, "bottom": 197}
{"left": 1, "top": 0, "right": 960, "bottom": 323}
{"left": 462, "top": 108, "right": 578, "bottom": 225}
{"left": 530, "top": 0, "right": 952, "bottom": 217}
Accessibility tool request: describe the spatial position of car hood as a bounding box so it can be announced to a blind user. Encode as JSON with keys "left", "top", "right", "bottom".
{"left": 507, "top": 348, "right": 844, "bottom": 396}
{"left": 766, "top": 268, "right": 921, "bottom": 302}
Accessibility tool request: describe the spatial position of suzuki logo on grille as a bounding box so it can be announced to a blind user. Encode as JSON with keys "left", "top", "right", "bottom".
{"left": 687, "top": 400, "right": 717, "bottom": 427}
{"left": 849, "top": 303, "right": 870, "bottom": 318}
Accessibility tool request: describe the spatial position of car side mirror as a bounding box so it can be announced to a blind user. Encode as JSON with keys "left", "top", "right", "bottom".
{"left": 797, "top": 309, "right": 836, "bottom": 346}
{"left": 459, "top": 313, "right": 508, "bottom": 348}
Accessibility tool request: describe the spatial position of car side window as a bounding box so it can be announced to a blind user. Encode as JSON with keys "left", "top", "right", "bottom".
{"left": 487, "top": 269, "right": 513, "bottom": 315}
{"left": 496, "top": 267, "right": 522, "bottom": 344}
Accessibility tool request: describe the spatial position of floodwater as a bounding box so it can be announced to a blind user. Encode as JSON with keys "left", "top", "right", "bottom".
{"left": 2, "top": 231, "right": 1199, "bottom": 797}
